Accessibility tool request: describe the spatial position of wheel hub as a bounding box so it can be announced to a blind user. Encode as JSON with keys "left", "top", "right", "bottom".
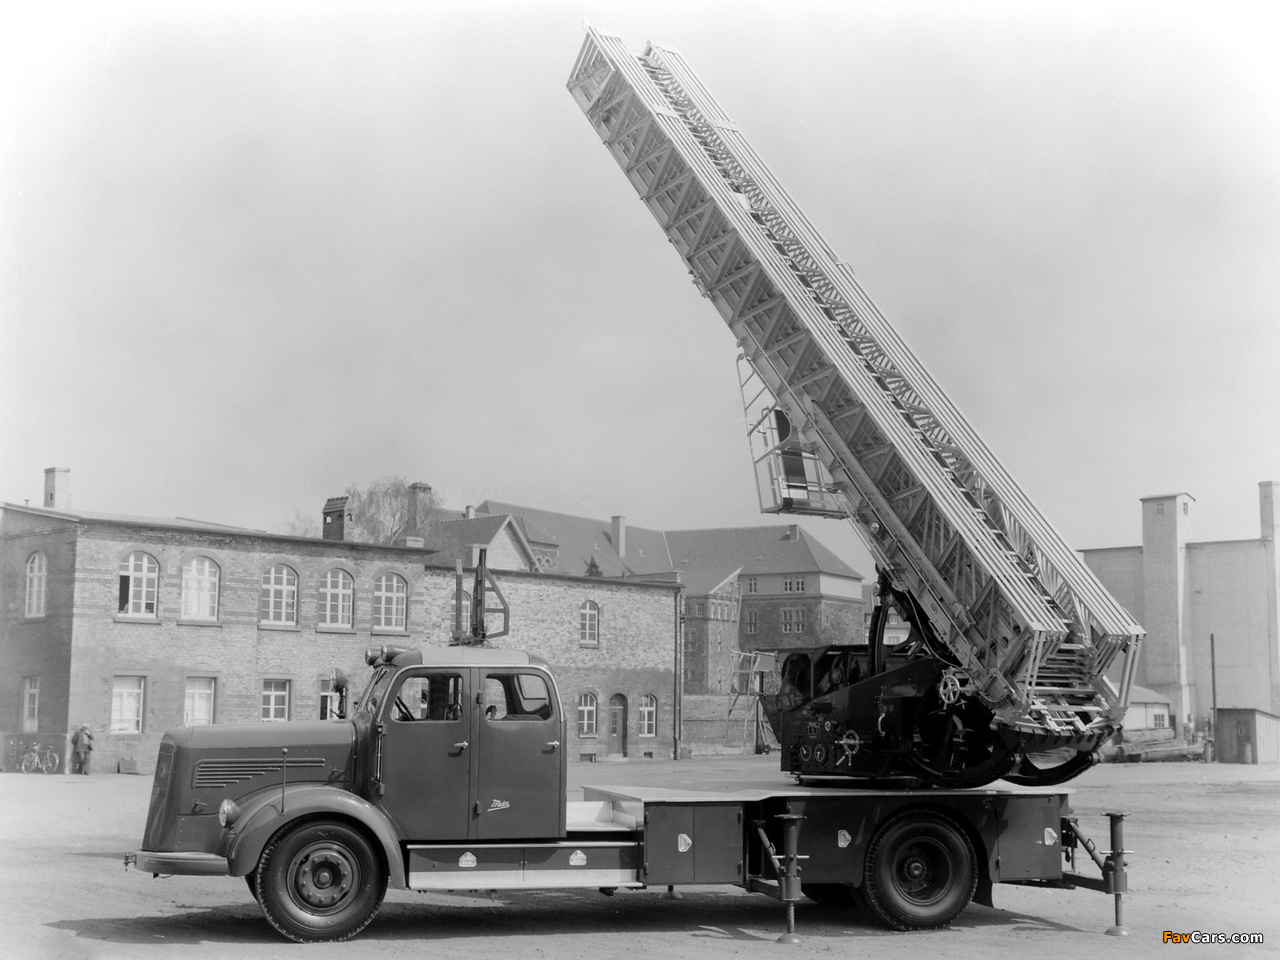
{"left": 292, "top": 846, "right": 356, "bottom": 909}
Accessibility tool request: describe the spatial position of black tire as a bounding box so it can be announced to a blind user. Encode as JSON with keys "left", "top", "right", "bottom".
{"left": 863, "top": 810, "right": 976, "bottom": 930}
{"left": 256, "top": 820, "right": 386, "bottom": 943}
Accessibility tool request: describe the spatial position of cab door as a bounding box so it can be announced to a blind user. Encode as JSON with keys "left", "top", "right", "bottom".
{"left": 378, "top": 669, "right": 473, "bottom": 841}
{"left": 474, "top": 668, "right": 565, "bottom": 839}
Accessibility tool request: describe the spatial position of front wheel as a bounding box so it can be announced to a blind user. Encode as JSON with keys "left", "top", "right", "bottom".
{"left": 41, "top": 751, "right": 59, "bottom": 774}
{"left": 20, "top": 753, "right": 38, "bottom": 775}
{"left": 863, "top": 810, "right": 977, "bottom": 930}
{"left": 256, "top": 820, "right": 387, "bottom": 943}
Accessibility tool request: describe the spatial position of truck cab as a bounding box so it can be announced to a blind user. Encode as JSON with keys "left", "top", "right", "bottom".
{"left": 366, "top": 647, "right": 566, "bottom": 841}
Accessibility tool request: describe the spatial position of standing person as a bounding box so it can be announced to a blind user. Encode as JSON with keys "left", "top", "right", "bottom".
{"left": 71, "top": 725, "right": 94, "bottom": 775}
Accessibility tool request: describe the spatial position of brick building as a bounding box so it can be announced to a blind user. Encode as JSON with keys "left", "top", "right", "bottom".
{"left": 1081, "top": 481, "right": 1280, "bottom": 737}
{"left": 474, "top": 503, "right": 865, "bottom": 753}
{"left": 1, "top": 473, "right": 679, "bottom": 773}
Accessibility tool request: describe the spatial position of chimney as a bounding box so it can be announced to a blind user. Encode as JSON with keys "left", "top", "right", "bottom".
{"left": 322, "top": 496, "right": 349, "bottom": 541}
{"left": 787, "top": 524, "right": 800, "bottom": 541}
{"left": 1261, "top": 481, "right": 1280, "bottom": 541}
{"left": 611, "top": 515, "right": 627, "bottom": 558}
{"left": 43, "top": 467, "right": 71, "bottom": 510}
{"left": 407, "top": 481, "right": 432, "bottom": 535}
{"left": 464, "top": 505, "right": 476, "bottom": 520}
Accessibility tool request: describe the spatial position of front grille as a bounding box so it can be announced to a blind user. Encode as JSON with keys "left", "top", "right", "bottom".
{"left": 193, "top": 756, "right": 325, "bottom": 789}
{"left": 142, "top": 740, "right": 176, "bottom": 850}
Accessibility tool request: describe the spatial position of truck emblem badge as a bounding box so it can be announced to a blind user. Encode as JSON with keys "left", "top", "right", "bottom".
{"left": 838, "top": 830, "right": 851, "bottom": 848}
{"left": 489, "top": 799, "right": 510, "bottom": 811}
{"left": 1044, "top": 827, "right": 1059, "bottom": 846}
{"left": 569, "top": 850, "right": 588, "bottom": 866}
{"left": 459, "top": 853, "right": 477, "bottom": 868}
{"left": 677, "top": 833, "right": 692, "bottom": 853}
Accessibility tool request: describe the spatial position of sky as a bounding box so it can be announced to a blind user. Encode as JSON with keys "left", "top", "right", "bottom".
{"left": 1, "top": 0, "right": 1277, "bottom": 580}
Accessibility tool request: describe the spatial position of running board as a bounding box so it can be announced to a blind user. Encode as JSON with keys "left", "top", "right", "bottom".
{"left": 407, "top": 840, "right": 642, "bottom": 891}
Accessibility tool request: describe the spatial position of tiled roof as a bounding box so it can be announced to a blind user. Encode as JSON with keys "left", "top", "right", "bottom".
{"left": 426, "top": 515, "right": 532, "bottom": 569}
{"left": 474, "top": 502, "right": 862, "bottom": 583}
{"left": 477, "top": 501, "right": 673, "bottom": 578}
{"left": 679, "top": 563, "right": 742, "bottom": 596}
{"left": 665, "top": 525, "right": 862, "bottom": 580}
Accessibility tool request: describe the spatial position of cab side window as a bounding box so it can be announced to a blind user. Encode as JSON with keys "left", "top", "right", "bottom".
{"left": 482, "top": 672, "right": 552, "bottom": 722}
{"left": 394, "top": 674, "right": 463, "bottom": 722}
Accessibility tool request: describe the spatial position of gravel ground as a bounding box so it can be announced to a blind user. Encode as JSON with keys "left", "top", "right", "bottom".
{"left": 0, "top": 755, "right": 1276, "bottom": 960}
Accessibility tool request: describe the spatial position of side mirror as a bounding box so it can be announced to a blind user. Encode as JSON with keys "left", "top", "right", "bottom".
{"left": 330, "top": 667, "right": 349, "bottom": 720}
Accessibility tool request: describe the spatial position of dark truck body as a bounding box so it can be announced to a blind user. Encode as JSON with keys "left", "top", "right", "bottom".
{"left": 128, "top": 644, "right": 1124, "bottom": 943}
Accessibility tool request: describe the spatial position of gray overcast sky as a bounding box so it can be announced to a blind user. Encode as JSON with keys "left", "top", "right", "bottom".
{"left": 2, "top": 0, "right": 1277, "bottom": 579}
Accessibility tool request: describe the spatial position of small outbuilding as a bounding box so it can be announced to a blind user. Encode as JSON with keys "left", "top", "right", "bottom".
{"left": 1214, "top": 708, "right": 1280, "bottom": 764}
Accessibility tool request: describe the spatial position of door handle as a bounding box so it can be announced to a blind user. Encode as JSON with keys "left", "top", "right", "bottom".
{"left": 545, "top": 740, "right": 560, "bottom": 750}
{"left": 452, "top": 741, "right": 469, "bottom": 751}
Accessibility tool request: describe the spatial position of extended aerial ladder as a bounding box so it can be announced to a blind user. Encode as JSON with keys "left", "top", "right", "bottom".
{"left": 568, "top": 29, "right": 1143, "bottom": 787}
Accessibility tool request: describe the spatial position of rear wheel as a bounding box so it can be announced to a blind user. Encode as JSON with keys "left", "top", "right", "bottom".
{"left": 20, "top": 753, "right": 38, "bottom": 774}
{"left": 41, "top": 750, "right": 59, "bottom": 774}
{"left": 863, "top": 810, "right": 976, "bottom": 930}
{"left": 256, "top": 820, "right": 386, "bottom": 943}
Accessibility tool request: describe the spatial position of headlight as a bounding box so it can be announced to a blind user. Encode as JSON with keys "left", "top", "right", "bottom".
{"left": 218, "top": 799, "right": 241, "bottom": 828}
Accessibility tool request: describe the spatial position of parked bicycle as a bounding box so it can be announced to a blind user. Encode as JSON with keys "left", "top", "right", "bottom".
{"left": 19, "top": 740, "right": 60, "bottom": 775}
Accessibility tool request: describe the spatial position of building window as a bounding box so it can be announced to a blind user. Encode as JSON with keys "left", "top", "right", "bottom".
{"left": 261, "top": 679, "right": 290, "bottom": 721}
{"left": 320, "top": 678, "right": 340, "bottom": 719}
{"left": 184, "top": 677, "right": 215, "bottom": 725}
{"left": 25, "top": 553, "right": 47, "bottom": 618}
{"left": 180, "top": 557, "right": 220, "bottom": 621}
{"left": 783, "top": 577, "right": 805, "bottom": 593}
{"left": 118, "top": 552, "right": 159, "bottom": 616}
{"left": 745, "top": 610, "right": 758, "bottom": 634}
{"left": 260, "top": 565, "right": 298, "bottom": 625}
{"left": 695, "top": 602, "right": 705, "bottom": 617}
{"left": 580, "top": 601, "right": 600, "bottom": 647}
{"left": 577, "top": 693, "right": 598, "bottom": 737}
{"left": 22, "top": 677, "right": 39, "bottom": 733}
{"left": 781, "top": 608, "right": 806, "bottom": 633}
{"left": 453, "top": 589, "right": 473, "bottom": 636}
{"left": 1155, "top": 501, "right": 1166, "bottom": 517}
{"left": 112, "top": 676, "right": 144, "bottom": 733}
{"left": 745, "top": 576, "right": 757, "bottom": 594}
{"left": 373, "top": 573, "right": 407, "bottom": 630}
{"left": 318, "top": 569, "right": 354, "bottom": 626}
{"left": 639, "top": 694, "right": 657, "bottom": 737}
{"left": 1154, "top": 713, "right": 1166, "bottom": 728}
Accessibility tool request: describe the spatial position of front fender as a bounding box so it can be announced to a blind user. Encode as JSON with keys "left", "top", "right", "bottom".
{"left": 225, "top": 785, "right": 406, "bottom": 889}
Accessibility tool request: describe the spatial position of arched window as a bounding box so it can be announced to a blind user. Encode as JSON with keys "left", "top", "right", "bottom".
{"left": 373, "top": 573, "right": 407, "bottom": 630}
{"left": 25, "top": 552, "right": 47, "bottom": 618}
{"left": 579, "top": 600, "right": 600, "bottom": 647}
{"left": 118, "top": 552, "right": 159, "bottom": 616}
{"left": 260, "top": 564, "right": 298, "bottom": 624}
{"left": 577, "top": 692, "right": 598, "bottom": 737}
{"left": 181, "top": 556, "right": 220, "bottom": 621}
{"left": 639, "top": 694, "right": 657, "bottom": 738}
{"left": 318, "top": 569, "right": 354, "bottom": 626}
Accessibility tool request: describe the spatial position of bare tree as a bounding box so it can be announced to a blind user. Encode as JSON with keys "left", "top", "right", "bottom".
{"left": 274, "top": 477, "right": 436, "bottom": 544}
{"left": 344, "top": 476, "right": 436, "bottom": 544}
{"left": 280, "top": 510, "right": 321, "bottom": 538}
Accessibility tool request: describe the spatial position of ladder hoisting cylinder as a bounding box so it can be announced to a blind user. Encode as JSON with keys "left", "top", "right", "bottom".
{"left": 568, "top": 28, "right": 1144, "bottom": 787}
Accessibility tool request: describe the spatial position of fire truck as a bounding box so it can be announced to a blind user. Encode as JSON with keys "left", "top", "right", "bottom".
{"left": 127, "top": 555, "right": 1128, "bottom": 943}
{"left": 127, "top": 29, "right": 1137, "bottom": 944}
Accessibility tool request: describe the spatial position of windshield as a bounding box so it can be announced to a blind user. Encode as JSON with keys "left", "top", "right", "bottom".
{"left": 356, "top": 666, "right": 394, "bottom": 715}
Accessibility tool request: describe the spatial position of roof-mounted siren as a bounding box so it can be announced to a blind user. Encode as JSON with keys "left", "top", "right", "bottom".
{"left": 738, "top": 356, "right": 845, "bottom": 518}
{"left": 451, "top": 547, "right": 510, "bottom": 646}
